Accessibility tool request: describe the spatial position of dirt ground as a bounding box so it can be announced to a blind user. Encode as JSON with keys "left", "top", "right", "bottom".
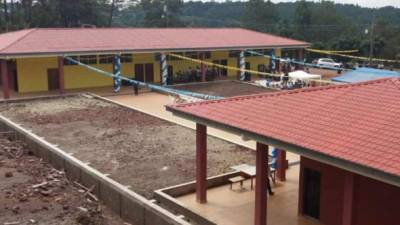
{"left": 0, "top": 134, "right": 127, "bottom": 225}
{"left": 172, "top": 81, "right": 277, "bottom": 97}
{"left": 0, "top": 96, "right": 255, "bottom": 199}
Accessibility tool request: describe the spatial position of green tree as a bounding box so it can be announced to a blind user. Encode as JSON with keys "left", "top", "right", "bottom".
{"left": 293, "top": 0, "right": 311, "bottom": 40}
{"left": 141, "top": 0, "right": 185, "bottom": 27}
{"left": 241, "top": 0, "right": 278, "bottom": 33}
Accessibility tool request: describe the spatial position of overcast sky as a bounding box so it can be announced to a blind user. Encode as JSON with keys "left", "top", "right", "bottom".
{"left": 184, "top": 0, "right": 400, "bottom": 8}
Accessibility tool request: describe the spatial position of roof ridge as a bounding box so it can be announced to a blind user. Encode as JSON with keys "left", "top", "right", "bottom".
{"left": 0, "top": 28, "right": 38, "bottom": 53}
{"left": 174, "top": 77, "right": 397, "bottom": 109}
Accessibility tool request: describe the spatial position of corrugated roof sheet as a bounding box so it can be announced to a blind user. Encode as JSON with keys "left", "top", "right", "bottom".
{"left": 0, "top": 28, "right": 308, "bottom": 57}
{"left": 168, "top": 78, "right": 400, "bottom": 177}
{"left": 332, "top": 67, "right": 400, "bottom": 83}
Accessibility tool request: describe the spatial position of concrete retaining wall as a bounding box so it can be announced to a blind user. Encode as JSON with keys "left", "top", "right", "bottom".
{"left": 0, "top": 105, "right": 190, "bottom": 225}
{"left": 154, "top": 171, "right": 241, "bottom": 225}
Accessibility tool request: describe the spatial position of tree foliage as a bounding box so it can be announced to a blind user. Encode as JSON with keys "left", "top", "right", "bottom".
{"left": 0, "top": 0, "right": 399, "bottom": 60}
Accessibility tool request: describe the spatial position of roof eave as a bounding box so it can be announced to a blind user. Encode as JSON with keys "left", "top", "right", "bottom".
{"left": 166, "top": 105, "right": 400, "bottom": 188}
{"left": 0, "top": 44, "right": 310, "bottom": 59}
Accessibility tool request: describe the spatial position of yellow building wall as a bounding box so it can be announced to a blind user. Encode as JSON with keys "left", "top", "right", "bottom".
{"left": 64, "top": 64, "right": 113, "bottom": 90}
{"left": 16, "top": 49, "right": 280, "bottom": 93}
{"left": 16, "top": 57, "right": 57, "bottom": 93}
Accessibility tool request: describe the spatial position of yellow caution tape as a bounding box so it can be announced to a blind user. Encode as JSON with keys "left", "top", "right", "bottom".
{"left": 306, "top": 48, "right": 359, "bottom": 54}
{"left": 168, "top": 53, "right": 337, "bottom": 84}
{"left": 306, "top": 48, "right": 400, "bottom": 63}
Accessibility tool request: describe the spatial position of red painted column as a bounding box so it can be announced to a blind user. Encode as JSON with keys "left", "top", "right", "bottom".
{"left": 298, "top": 49, "right": 304, "bottom": 61}
{"left": 255, "top": 142, "right": 268, "bottom": 225}
{"left": 342, "top": 172, "right": 357, "bottom": 225}
{"left": 58, "top": 57, "right": 65, "bottom": 94}
{"left": 200, "top": 53, "right": 207, "bottom": 82}
{"left": 1, "top": 60, "right": 10, "bottom": 99}
{"left": 276, "top": 149, "right": 286, "bottom": 181}
{"left": 196, "top": 123, "right": 207, "bottom": 203}
{"left": 298, "top": 157, "right": 305, "bottom": 215}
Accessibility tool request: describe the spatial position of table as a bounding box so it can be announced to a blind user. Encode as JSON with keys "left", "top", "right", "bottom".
{"left": 231, "top": 163, "right": 273, "bottom": 190}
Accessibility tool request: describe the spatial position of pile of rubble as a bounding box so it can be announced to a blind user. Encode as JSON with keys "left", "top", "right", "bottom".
{"left": 0, "top": 134, "right": 128, "bottom": 225}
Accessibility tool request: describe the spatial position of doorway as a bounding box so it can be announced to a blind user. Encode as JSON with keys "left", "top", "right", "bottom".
{"left": 134, "top": 64, "right": 144, "bottom": 82}
{"left": 167, "top": 65, "right": 173, "bottom": 85}
{"left": 135, "top": 63, "right": 154, "bottom": 83}
{"left": 47, "top": 69, "right": 60, "bottom": 91}
{"left": 212, "top": 59, "right": 228, "bottom": 77}
{"left": 144, "top": 63, "right": 154, "bottom": 83}
{"left": 303, "top": 168, "right": 321, "bottom": 220}
{"left": 245, "top": 62, "right": 251, "bottom": 81}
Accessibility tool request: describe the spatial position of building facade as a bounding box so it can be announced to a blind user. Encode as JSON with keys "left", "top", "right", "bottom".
{"left": 0, "top": 28, "right": 308, "bottom": 97}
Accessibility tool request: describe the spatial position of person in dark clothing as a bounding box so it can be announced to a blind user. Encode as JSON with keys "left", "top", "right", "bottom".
{"left": 282, "top": 62, "right": 290, "bottom": 88}
{"left": 267, "top": 176, "right": 274, "bottom": 196}
{"left": 133, "top": 83, "right": 139, "bottom": 95}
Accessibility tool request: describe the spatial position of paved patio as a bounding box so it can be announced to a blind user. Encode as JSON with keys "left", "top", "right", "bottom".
{"left": 176, "top": 165, "right": 321, "bottom": 225}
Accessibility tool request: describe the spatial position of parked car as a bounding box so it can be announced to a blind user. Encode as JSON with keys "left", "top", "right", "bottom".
{"left": 315, "top": 58, "right": 343, "bottom": 68}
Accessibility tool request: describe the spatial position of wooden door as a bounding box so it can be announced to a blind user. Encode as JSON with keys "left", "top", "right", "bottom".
{"left": 303, "top": 168, "right": 321, "bottom": 220}
{"left": 220, "top": 59, "right": 228, "bottom": 76}
{"left": 47, "top": 69, "right": 60, "bottom": 91}
{"left": 144, "top": 63, "right": 154, "bottom": 83}
{"left": 134, "top": 64, "right": 144, "bottom": 82}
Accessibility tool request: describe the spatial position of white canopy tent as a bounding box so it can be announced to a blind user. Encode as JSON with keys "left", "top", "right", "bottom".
{"left": 289, "top": 70, "right": 321, "bottom": 80}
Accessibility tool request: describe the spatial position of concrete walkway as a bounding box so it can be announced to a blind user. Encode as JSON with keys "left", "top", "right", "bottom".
{"left": 105, "top": 92, "right": 300, "bottom": 163}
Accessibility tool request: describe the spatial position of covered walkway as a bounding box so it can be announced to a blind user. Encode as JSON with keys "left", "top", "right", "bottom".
{"left": 177, "top": 165, "right": 320, "bottom": 225}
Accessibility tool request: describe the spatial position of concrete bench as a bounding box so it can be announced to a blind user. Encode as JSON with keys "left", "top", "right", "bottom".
{"left": 229, "top": 176, "right": 246, "bottom": 190}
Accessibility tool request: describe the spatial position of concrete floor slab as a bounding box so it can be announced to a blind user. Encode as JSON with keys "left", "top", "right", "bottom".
{"left": 176, "top": 165, "right": 321, "bottom": 225}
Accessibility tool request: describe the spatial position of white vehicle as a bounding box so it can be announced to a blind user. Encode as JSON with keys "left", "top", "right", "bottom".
{"left": 316, "top": 58, "right": 342, "bottom": 68}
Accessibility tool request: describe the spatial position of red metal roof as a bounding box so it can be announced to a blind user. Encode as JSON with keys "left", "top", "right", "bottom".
{"left": 0, "top": 28, "right": 308, "bottom": 57}
{"left": 168, "top": 78, "right": 400, "bottom": 179}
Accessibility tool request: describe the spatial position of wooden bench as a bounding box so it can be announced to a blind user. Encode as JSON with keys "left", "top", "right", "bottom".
{"left": 229, "top": 176, "right": 246, "bottom": 190}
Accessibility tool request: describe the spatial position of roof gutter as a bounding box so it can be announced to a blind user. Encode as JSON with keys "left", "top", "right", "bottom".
{"left": 166, "top": 105, "right": 400, "bottom": 188}
{"left": 0, "top": 44, "right": 310, "bottom": 59}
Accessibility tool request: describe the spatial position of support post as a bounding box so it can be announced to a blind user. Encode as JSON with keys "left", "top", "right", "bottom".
{"left": 113, "top": 54, "right": 121, "bottom": 93}
{"left": 270, "top": 49, "right": 276, "bottom": 74}
{"left": 161, "top": 53, "right": 168, "bottom": 86}
{"left": 239, "top": 50, "right": 246, "bottom": 81}
{"left": 196, "top": 123, "right": 207, "bottom": 204}
{"left": 58, "top": 57, "right": 65, "bottom": 94}
{"left": 1, "top": 60, "right": 10, "bottom": 99}
{"left": 298, "top": 157, "right": 305, "bottom": 216}
{"left": 342, "top": 172, "right": 357, "bottom": 225}
{"left": 277, "top": 149, "right": 286, "bottom": 181}
{"left": 200, "top": 53, "right": 207, "bottom": 82}
{"left": 298, "top": 49, "right": 304, "bottom": 61}
{"left": 255, "top": 142, "right": 268, "bottom": 225}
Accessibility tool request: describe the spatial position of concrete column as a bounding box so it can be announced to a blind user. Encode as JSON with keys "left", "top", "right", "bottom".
{"left": 200, "top": 53, "right": 207, "bottom": 82}
{"left": 270, "top": 49, "right": 276, "bottom": 74}
{"left": 255, "top": 142, "right": 268, "bottom": 225}
{"left": 161, "top": 53, "right": 168, "bottom": 86}
{"left": 342, "top": 172, "right": 357, "bottom": 225}
{"left": 196, "top": 123, "right": 207, "bottom": 204}
{"left": 58, "top": 57, "right": 65, "bottom": 94}
{"left": 277, "top": 149, "right": 286, "bottom": 181}
{"left": 239, "top": 50, "right": 246, "bottom": 81}
{"left": 113, "top": 54, "right": 121, "bottom": 93}
{"left": 1, "top": 60, "right": 10, "bottom": 99}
